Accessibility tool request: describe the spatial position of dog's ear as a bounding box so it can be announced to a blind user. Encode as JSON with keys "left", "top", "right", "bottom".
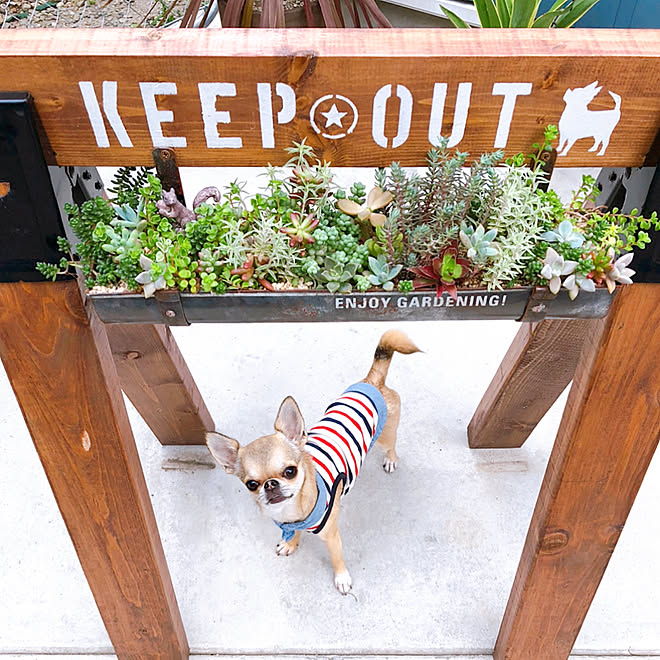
{"left": 206, "top": 432, "right": 240, "bottom": 474}
{"left": 274, "top": 396, "right": 306, "bottom": 448}
{"left": 585, "top": 81, "right": 602, "bottom": 98}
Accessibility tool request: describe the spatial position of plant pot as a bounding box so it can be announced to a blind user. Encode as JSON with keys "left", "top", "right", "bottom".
{"left": 88, "top": 286, "right": 616, "bottom": 325}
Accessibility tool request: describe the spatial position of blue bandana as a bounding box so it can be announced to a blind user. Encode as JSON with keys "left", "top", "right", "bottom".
{"left": 275, "top": 472, "right": 328, "bottom": 542}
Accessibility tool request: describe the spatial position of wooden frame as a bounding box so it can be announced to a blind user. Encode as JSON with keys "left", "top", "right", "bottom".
{"left": 1, "top": 28, "right": 659, "bottom": 660}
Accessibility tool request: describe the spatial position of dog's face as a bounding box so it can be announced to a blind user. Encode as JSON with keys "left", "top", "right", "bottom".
{"left": 563, "top": 81, "right": 602, "bottom": 105}
{"left": 206, "top": 397, "right": 309, "bottom": 519}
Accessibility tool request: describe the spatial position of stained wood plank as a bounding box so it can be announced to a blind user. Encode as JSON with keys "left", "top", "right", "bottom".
{"left": 2, "top": 29, "right": 659, "bottom": 167}
{"left": 107, "top": 323, "right": 214, "bottom": 445}
{"left": 0, "top": 281, "right": 188, "bottom": 659}
{"left": 494, "top": 283, "right": 660, "bottom": 660}
{"left": 468, "top": 319, "right": 593, "bottom": 449}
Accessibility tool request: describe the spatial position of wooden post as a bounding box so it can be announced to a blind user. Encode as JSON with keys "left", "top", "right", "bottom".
{"left": 107, "top": 323, "right": 215, "bottom": 445}
{"left": 494, "top": 283, "right": 660, "bottom": 660}
{"left": 468, "top": 319, "right": 593, "bottom": 448}
{"left": 0, "top": 281, "right": 188, "bottom": 660}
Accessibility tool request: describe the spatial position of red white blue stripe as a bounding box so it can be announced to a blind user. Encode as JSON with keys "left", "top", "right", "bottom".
{"left": 275, "top": 382, "right": 387, "bottom": 541}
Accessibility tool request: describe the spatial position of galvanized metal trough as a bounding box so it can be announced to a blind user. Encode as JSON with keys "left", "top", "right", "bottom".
{"left": 89, "top": 286, "right": 616, "bottom": 326}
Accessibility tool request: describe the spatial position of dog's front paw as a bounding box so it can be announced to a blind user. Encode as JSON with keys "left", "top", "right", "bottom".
{"left": 276, "top": 537, "right": 300, "bottom": 556}
{"left": 334, "top": 570, "right": 353, "bottom": 595}
{"left": 383, "top": 450, "right": 398, "bottom": 473}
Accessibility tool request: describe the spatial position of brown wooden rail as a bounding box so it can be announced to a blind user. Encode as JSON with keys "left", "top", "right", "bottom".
{"left": 1, "top": 29, "right": 659, "bottom": 167}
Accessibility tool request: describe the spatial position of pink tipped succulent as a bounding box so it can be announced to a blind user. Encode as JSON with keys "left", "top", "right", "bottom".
{"left": 280, "top": 212, "right": 319, "bottom": 247}
{"left": 230, "top": 254, "right": 274, "bottom": 291}
{"left": 602, "top": 249, "right": 635, "bottom": 294}
{"left": 337, "top": 187, "right": 394, "bottom": 227}
{"left": 230, "top": 256, "right": 255, "bottom": 281}
{"left": 408, "top": 244, "right": 472, "bottom": 301}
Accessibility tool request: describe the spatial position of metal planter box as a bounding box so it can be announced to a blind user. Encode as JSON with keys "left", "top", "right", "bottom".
{"left": 89, "top": 286, "right": 615, "bottom": 325}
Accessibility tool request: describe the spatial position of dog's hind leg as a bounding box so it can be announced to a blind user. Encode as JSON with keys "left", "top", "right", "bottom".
{"left": 588, "top": 137, "right": 602, "bottom": 153}
{"left": 376, "top": 387, "right": 401, "bottom": 473}
{"left": 558, "top": 138, "right": 576, "bottom": 157}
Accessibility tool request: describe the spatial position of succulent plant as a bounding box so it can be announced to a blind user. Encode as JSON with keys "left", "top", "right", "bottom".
{"left": 135, "top": 254, "right": 167, "bottom": 298}
{"left": 540, "top": 247, "right": 577, "bottom": 294}
{"left": 101, "top": 201, "right": 147, "bottom": 262}
{"left": 367, "top": 254, "right": 402, "bottom": 292}
{"left": 408, "top": 243, "right": 471, "bottom": 300}
{"left": 230, "top": 255, "right": 276, "bottom": 291}
{"left": 540, "top": 219, "right": 585, "bottom": 249}
{"left": 280, "top": 212, "right": 319, "bottom": 246}
{"left": 337, "top": 187, "right": 394, "bottom": 228}
{"left": 600, "top": 249, "right": 635, "bottom": 293}
{"left": 397, "top": 279, "right": 414, "bottom": 293}
{"left": 355, "top": 274, "right": 371, "bottom": 292}
{"left": 562, "top": 272, "right": 596, "bottom": 300}
{"left": 198, "top": 247, "right": 224, "bottom": 274}
{"left": 318, "top": 256, "right": 358, "bottom": 293}
{"left": 459, "top": 222, "right": 499, "bottom": 262}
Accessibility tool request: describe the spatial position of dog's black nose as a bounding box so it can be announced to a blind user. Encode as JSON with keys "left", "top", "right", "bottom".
{"left": 264, "top": 479, "right": 279, "bottom": 491}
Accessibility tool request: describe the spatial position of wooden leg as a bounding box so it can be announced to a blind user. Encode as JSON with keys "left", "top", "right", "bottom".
{"left": 0, "top": 281, "right": 188, "bottom": 660}
{"left": 107, "top": 323, "right": 214, "bottom": 445}
{"left": 468, "top": 319, "right": 593, "bottom": 448}
{"left": 494, "top": 284, "right": 660, "bottom": 660}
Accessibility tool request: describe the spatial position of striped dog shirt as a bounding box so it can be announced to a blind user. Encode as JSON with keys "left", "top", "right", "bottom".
{"left": 275, "top": 382, "right": 387, "bottom": 542}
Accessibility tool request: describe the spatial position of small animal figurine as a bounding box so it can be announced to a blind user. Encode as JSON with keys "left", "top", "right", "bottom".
{"left": 156, "top": 188, "right": 195, "bottom": 229}
{"left": 206, "top": 330, "right": 421, "bottom": 594}
{"left": 192, "top": 186, "right": 222, "bottom": 211}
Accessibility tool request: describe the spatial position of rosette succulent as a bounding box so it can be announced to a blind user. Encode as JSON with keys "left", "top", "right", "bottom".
{"left": 540, "top": 247, "right": 577, "bottom": 294}
{"left": 540, "top": 219, "right": 585, "bottom": 249}
{"left": 459, "top": 222, "right": 499, "bottom": 262}
{"left": 337, "top": 187, "right": 394, "bottom": 228}
{"left": 599, "top": 249, "right": 635, "bottom": 293}
{"left": 408, "top": 244, "right": 471, "bottom": 300}
{"left": 367, "top": 254, "right": 403, "bottom": 292}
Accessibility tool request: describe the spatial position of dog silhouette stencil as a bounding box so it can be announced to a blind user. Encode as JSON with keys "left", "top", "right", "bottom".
{"left": 557, "top": 81, "right": 621, "bottom": 157}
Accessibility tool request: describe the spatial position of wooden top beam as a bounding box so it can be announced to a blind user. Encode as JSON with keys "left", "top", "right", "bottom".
{"left": 2, "top": 29, "right": 659, "bottom": 167}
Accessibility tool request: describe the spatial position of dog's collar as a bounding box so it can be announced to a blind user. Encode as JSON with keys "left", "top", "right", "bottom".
{"left": 274, "top": 472, "right": 327, "bottom": 542}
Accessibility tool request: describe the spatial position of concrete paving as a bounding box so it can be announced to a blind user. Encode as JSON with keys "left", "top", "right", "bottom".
{"left": 1, "top": 320, "right": 659, "bottom": 657}
{"left": 1, "top": 167, "right": 659, "bottom": 657}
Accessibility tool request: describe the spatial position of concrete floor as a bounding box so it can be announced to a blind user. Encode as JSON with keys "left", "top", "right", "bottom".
{"left": 1, "top": 167, "right": 659, "bottom": 657}
{"left": 1, "top": 320, "right": 659, "bottom": 657}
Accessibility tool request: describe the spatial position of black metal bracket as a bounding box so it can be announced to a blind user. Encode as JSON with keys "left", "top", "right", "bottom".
{"left": 154, "top": 290, "right": 190, "bottom": 326}
{"left": 153, "top": 148, "right": 185, "bottom": 205}
{"left": 595, "top": 164, "right": 660, "bottom": 283}
{"left": 0, "top": 92, "right": 65, "bottom": 282}
{"left": 517, "top": 287, "right": 614, "bottom": 322}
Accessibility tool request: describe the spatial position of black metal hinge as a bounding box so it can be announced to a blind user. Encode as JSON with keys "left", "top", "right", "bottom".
{"left": 596, "top": 163, "right": 660, "bottom": 283}
{"left": 0, "top": 92, "right": 65, "bottom": 282}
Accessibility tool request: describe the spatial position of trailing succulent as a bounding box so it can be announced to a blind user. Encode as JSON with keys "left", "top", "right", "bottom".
{"left": 37, "top": 135, "right": 657, "bottom": 301}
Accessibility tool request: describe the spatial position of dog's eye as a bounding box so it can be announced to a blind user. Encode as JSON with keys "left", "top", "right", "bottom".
{"left": 283, "top": 466, "right": 297, "bottom": 479}
{"left": 245, "top": 480, "right": 260, "bottom": 491}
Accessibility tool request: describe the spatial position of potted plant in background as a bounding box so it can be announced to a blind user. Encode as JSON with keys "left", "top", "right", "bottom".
{"left": 440, "top": 0, "right": 604, "bottom": 28}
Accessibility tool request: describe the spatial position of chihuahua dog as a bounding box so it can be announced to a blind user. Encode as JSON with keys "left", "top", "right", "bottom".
{"left": 206, "top": 330, "right": 420, "bottom": 594}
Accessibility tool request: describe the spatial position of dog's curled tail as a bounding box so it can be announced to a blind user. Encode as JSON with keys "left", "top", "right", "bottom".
{"left": 365, "top": 330, "right": 421, "bottom": 387}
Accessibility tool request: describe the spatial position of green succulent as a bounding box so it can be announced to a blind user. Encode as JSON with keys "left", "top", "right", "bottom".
{"left": 318, "top": 256, "right": 358, "bottom": 293}
{"left": 355, "top": 274, "right": 371, "bottom": 292}
{"left": 135, "top": 254, "right": 167, "bottom": 298}
{"left": 367, "top": 254, "right": 402, "bottom": 292}
{"left": 459, "top": 222, "right": 499, "bottom": 263}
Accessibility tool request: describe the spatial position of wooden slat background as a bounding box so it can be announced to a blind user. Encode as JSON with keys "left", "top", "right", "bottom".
{"left": 2, "top": 29, "right": 659, "bottom": 167}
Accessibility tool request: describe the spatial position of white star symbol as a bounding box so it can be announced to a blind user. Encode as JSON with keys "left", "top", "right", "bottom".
{"left": 320, "top": 103, "right": 347, "bottom": 129}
